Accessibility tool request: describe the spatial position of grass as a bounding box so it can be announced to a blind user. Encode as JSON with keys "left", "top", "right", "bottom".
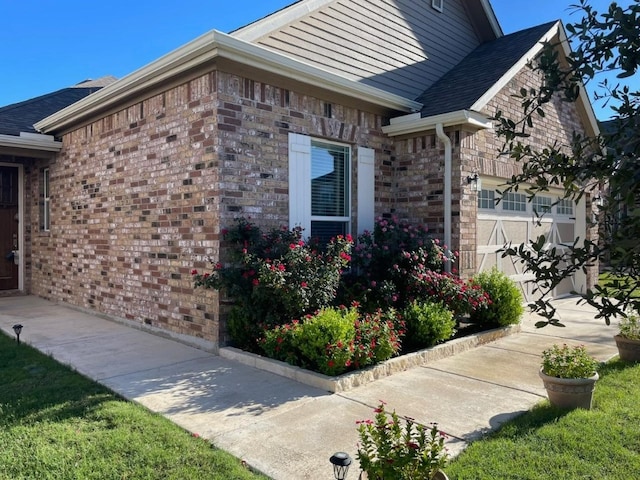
{"left": 446, "top": 360, "right": 640, "bottom": 479}
{"left": 0, "top": 333, "right": 269, "bottom": 480}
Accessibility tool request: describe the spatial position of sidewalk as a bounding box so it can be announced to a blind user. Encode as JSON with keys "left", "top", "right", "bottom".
{"left": 0, "top": 295, "right": 619, "bottom": 480}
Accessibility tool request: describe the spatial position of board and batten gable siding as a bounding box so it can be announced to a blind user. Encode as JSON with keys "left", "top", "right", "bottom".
{"left": 235, "top": 0, "right": 484, "bottom": 100}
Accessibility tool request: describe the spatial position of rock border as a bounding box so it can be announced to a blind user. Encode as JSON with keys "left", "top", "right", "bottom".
{"left": 220, "top": 323, "right": 521, "bottom": 392}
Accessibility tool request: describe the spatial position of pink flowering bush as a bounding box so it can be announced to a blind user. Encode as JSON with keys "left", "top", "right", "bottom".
{"left": 415, "top": 271, "right": 492, "bottom": 317}
{"left": 192, "top": 218, "right": 353, "bottom": 351}
{"left": 340, "top": 216, "right": 459, "bottom": 311}
{"left": 356, "top": 401, "right": 449, "bottom": 479}
{"left": 261, "top": 305, "right": 405, "bottom": 376}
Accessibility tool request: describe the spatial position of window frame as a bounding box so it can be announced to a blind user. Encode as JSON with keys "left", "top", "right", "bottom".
{"left": 310, "top": 139, "right": 351, "bottom": 240}
{"left": 43, "top": 168, "right": 51, "bottom": 231}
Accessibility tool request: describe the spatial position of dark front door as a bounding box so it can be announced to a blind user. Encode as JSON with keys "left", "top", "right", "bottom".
{"left": 0, "top": 166, "right": 19, "bottom": 290}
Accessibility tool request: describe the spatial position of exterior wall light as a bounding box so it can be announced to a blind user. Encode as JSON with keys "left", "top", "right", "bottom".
{"left": 13, "top": 324, "right": 23, "bottom": 344}
{"left": 467, "top": 172, "right": 482, "bottom": 192}
{"left": 330, "top": 451, "right": 352, "bottom": 480}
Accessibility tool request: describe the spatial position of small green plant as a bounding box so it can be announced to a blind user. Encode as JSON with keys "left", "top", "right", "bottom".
{"left": 470, "top": 268, "right": 524, "bottom": 327}
{"left": 541, "top": 344, "right": 599, "bottom": 379}
{"left": 619, "top": 311, "right": 640, "bottom": 340}
{"left": 356, "top": 401, "right": 448, "bottom": 480}
{"left": 402, "top": 301, "right": 455, "bottom": 350}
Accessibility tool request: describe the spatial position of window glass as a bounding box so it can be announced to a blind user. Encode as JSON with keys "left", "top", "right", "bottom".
{"left": 310, "top": 141, "right": 350, "bottom": 241}
{"left": 477, "top": 189, "right": 495, "bottom": 210}
{"left": 532, "top": 195, "right": 552, "bottom": 214}
{"left": 503, "top": 192, "right": 527, "bottom": 212}
{"left": 557, "top": 198, "right": 574, "bottom": 215}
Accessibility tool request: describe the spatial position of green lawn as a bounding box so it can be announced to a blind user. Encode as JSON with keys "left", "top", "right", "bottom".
{"left": 0, "top": 333, "right": 269, "bottom": 480}
{"left": 446, "top": 360, "right": 640, "bottom": 479}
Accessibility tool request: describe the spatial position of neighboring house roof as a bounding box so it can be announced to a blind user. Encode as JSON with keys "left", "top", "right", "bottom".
{"left": 416, "top": 21, "right": 557, "bottom": 117}
{"left": 0, "top": 76, "right": 116, "bottom": 136}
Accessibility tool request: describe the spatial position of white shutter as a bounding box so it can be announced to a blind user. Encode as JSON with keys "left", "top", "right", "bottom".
{"left": 288, "top": 132, "right": 311, "bottom": 235}
{"left": 357, "top": 146, "right": 375, "bottom": 234}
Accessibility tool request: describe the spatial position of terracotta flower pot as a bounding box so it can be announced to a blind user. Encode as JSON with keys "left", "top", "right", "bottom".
{"left": 614, "top": 335, "right": 640, "bottom": 362}
{"left": 539, "top": 368, "right": 599, "bottom": 410}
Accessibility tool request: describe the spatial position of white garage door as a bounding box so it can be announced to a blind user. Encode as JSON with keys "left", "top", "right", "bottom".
{"left": 476, "top": 185, "right": 577, "bottom": 303}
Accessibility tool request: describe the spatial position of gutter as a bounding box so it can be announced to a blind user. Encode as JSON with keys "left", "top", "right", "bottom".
{"left": 383, "top": 110, "right": 493, "bottom": 275}
{"left": 382, "top": 109, "right": 493, "bottom": 136}
{"left": 35, "top": 30, "right": 422, "bottom": 134}
{"left": 0, "top": 132, "right": 62, "bottom": 152}
{"left": 435, "top": 123, "right": 452, "bottom": 274}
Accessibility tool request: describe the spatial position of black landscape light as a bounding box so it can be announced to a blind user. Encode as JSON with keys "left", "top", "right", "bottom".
{"left": 330, "top": 451, "right": 352, "bottom": 480}
{"left": 13, "top": 324, "right": 23, "bottom": 344}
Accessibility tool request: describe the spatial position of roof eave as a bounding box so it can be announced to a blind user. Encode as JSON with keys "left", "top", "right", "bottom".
{"left": 382, "top": 110, "right": 493, "bottom": 136}
{"left": 35, "top": 30, "right": 422, "bottom": 134}
{"left": 0, "top": 132, "right": 62, "bottom": 152}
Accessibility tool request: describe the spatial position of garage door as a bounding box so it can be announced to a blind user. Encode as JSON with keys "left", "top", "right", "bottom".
{"left": 476, "top": 185, "right": 577, "bottom": 303}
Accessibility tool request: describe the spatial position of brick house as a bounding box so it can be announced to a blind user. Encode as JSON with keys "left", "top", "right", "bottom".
{"left": 0, "top": 0, "right": 599, "bottom": 351}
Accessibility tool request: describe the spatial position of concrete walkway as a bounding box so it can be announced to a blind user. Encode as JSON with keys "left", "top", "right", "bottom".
{"left": 0, "top": 295, "right": 619, "bottom": 480}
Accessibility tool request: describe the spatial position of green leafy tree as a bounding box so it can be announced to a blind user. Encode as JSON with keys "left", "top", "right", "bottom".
{"left": 494, "top": 0, "right": 639, "bottom": 327}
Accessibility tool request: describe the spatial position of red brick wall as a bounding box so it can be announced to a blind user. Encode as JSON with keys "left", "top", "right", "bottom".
{"left": 27, "top": 69, "right": 392, "bottom": 348}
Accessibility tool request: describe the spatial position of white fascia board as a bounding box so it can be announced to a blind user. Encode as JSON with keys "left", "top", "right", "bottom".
{"left": 382, "top": 110, "right": 493, "bottom": 136}
{"left": 480, "top": 0, "right": 504, "bottom": 37}
{"left": 0, "top": 132, "right": 62, "bottom": 152}
{"left": 232, "top": 0, "right": 333, "bottom": 41}
{"left": 35, "top": 30, "right": 421, "bottom": 133}
{"left": 471, "top": 20, "right": 599, "bottom": 137}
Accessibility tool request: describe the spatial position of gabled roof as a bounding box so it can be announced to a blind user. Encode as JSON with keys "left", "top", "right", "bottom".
{"left": 415, "top": 21, "right": 557, "bottom": 117}
{"left": 0, "top": 77, "right": 115, "bottom": 136}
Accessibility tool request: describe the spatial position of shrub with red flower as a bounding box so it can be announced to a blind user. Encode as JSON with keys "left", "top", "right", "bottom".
{"left": 356, "top": 401, "right": 449, "bottom": 479}
{"left": 261, "top": 305, "right": 404, "bottom": 376}
{"left": 193, "top": 218, "right": 353, "bottom": 351}
{"left": 340, "top": 216, "right": 457, "bottom": 311}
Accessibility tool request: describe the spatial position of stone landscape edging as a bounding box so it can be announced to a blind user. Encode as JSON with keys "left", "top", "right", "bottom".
{"left": 220, "top": 323, "right": 522, "bottom": 393}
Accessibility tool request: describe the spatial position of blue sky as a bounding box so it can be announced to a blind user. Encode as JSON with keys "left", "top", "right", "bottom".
{"left": 0, "top": 1, "right": 632, "bottom": 120}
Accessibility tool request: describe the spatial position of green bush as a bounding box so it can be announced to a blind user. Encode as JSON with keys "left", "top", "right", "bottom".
{"left": 293, "top": 308, "right": 357, "bottom": 375}
{"left": 469, "top": 268, "right": 524, "bottom": 327}
{"left": 402, "top": 301, "right": 455, "bottom": 350}
{"left": 260, "top": 306, "right": 405, "bottom": 376}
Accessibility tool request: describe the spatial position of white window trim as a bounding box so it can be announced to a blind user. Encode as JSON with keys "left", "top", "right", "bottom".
{"left": 432, "top": 0, "right": 444, "bottom": 13}
{"left": 288, "top": 133, "right": 375, "bottom": 238}
{"left": 43, "top": 168, "right": 51, "bottom": 231}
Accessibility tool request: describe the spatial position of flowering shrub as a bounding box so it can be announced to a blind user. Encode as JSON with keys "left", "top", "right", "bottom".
{"left": 192, "top": 218, "right": 353, "bottom": 350}
{"left": 356, "top": 401, "right": 449, "bottom": 480}
{"left": 417, "top": 271, "right": 492, "bottom": 317}
{"left": 261, "top": 306, "right": 404, "bottom": 376}
{"left": 541, "top": 344, "right": 599, "bottom": 379}
{"left": 341, "top": 216, "right": 456, "bottom": 311}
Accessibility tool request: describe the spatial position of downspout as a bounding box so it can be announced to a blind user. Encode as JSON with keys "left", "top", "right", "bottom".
{"left": 435, "top": 123, "right": 452, "bottom": 273}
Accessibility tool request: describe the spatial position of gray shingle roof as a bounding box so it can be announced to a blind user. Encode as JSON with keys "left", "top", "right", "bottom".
{"left": 415, "top": 21, "right": 558, "bottom": 118}
{"left": 0, "top": 87, "right": 101, "bottom": 136}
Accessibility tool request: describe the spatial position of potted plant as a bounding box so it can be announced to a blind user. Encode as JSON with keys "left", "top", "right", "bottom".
{"left": 539, "top": 344, "right": 599, "bottom": 410}
{"left": 356, "top": 401, "right": 449, "bottom": 480}
{"left": 614, "top": 310, "right": 640, "bottom": 362}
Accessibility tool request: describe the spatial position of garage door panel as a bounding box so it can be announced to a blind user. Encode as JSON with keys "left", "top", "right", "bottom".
{"left": 502, "top": 220, "right": 529, "bottom": 244}
{"left": 557, "top": 223, "right": 574, "bottom": 244}
{"left": 477, "top": 219, "right": 498, "bottom": 245}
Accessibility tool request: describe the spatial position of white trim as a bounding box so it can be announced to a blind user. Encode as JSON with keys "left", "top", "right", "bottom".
{"left": 432, "top": 0, "right": 444, "bottom": 13}
{"left": 356, "top": 146, "right": 375, "bottom": 234}
{"left": 0, "top": 132, "right": 62, "bottom": 152}
{"left": 383, "top": 110, "right": 492, "bottom": 136}
{"left": 470, "top": 21, "right": 600, "bottom": 138}
{"left": 288, "top": 132, "right": 312, "bottom": 234}
{"left": 232, "top": 0, "right": 332, "bottom": 41}
{"left": 35, "top": 30, "right": 421, "bottom": 133}
{"left": 435, "top": 123, "right": 452, "bottom": 273}
{"left": 479, "top": 0, "right": 504, "bottom": 37}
